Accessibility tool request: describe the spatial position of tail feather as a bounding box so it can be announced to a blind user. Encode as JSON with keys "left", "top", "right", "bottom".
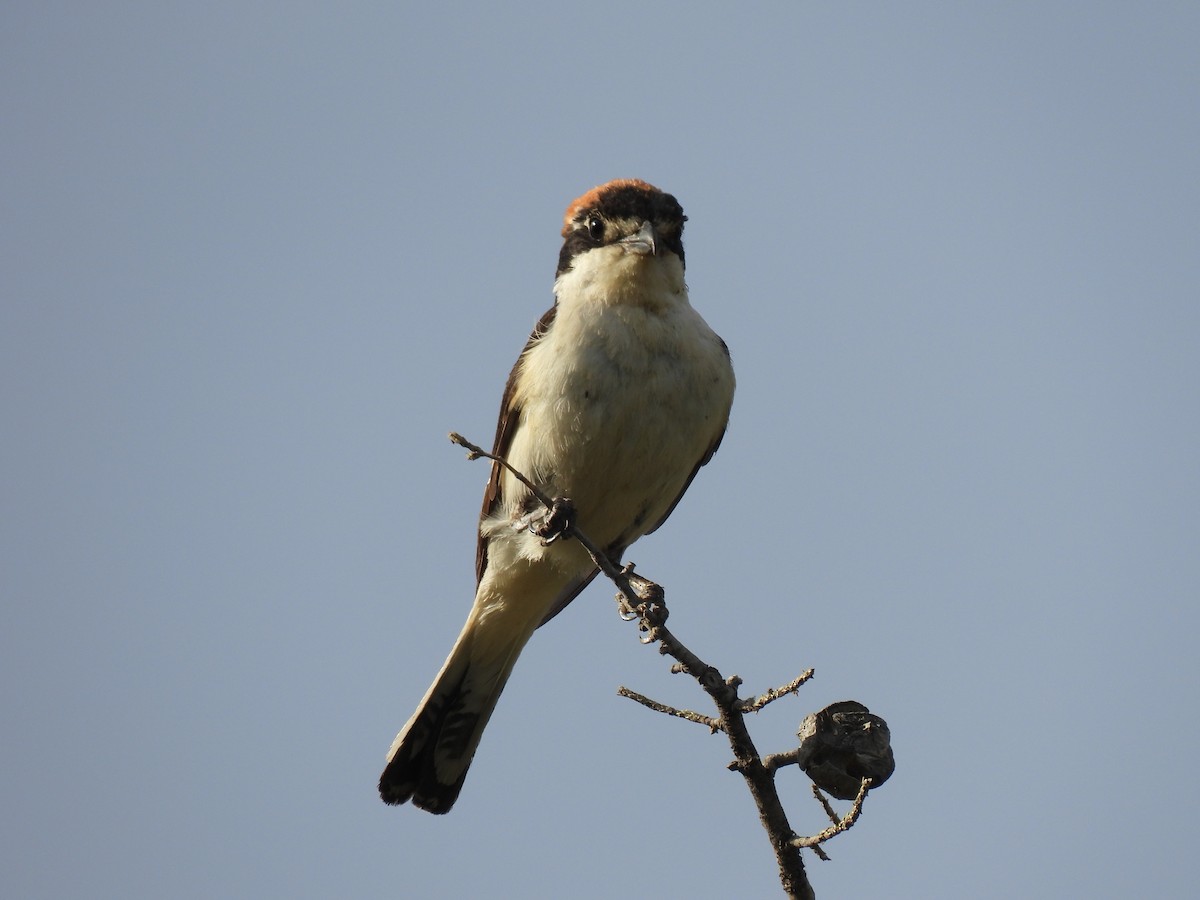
{"left": 378, "top": 668, "right": 474, "bottom": 812}
{"left": 380, "top": 562, "right": 583, "bottom": 812}
{"left": 378, "top": 625, "right": 526, "bottom": 814}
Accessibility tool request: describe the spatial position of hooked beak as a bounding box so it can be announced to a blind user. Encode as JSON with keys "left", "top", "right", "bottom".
{"left": 618, "top": 220, "right": 658, "bottom": 257}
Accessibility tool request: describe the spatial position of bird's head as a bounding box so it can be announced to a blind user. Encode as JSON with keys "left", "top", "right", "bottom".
{"left": 555, "top": 180, "right": 688, "bottom": 305}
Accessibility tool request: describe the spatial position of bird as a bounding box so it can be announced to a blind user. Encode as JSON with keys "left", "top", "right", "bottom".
{"left": 378, "top": 178, "right": 735, "bottom": 813}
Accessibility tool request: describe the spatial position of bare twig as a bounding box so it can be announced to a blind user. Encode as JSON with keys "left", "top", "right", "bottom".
{"left": 814, "top": 785, "right": 841, "bottom": 824}
{"left": 450, "top": 432, "right": 641, "bottom": 593}
{"left": 740, "top": 670, "right": 817, "bottom": 713}
{"left": 633, "top": 614, "right": 814, "bottom": 899}
{"left": 761, "top": 747, "right": 804, "bottom": 773}
{"left": 450, "top": 432, "right": 834, "bottom": 900}
{"left": 791, "top": 779, "right": 871, "bottom": 850}
{"left": 616, "top": 686, "right": 722, "bottom": 731}
{"left": 449, "top": 432, "right": 555, "bottom": 508}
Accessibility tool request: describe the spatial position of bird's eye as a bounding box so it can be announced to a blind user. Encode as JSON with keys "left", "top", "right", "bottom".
{"left": 585, "top": 215, "right": 605, "bottom": 241}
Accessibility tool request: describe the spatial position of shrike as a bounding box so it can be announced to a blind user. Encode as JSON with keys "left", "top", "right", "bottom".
{"left": 379, "top": 179, "right": 735, "bottom": 813}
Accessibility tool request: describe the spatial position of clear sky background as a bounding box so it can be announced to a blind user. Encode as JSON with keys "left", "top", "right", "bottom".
{"left": 4, "top": 4, "right": 1198, "bottom": 899}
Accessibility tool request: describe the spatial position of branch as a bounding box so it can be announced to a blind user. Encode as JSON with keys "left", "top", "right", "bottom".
{"left": 740, "top": 670, "right": 817, "bottom": 713}
{"left": 761, "top": 747, "right": 805, "bottom": 773}
{"left": 449, "top": 431, "right": 555, "bottom": 508}
{"left": 450, "top": 431, "right": 632, "bottom": 586}
{"left": 791, "top": 779, "right": 871, "bottom": 849}
{"left": 448, "top": 432, "right": 892, "bottom": 900}
{"left": 618, "top": 603, "right": 815, "bottom": 900}
{"left": 616, "top": 686, "right": 721, "bottom": 731}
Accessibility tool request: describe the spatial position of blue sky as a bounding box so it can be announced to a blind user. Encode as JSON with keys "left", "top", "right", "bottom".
{"left": 4, "top": 4, "right": 1198, "bottom": 898}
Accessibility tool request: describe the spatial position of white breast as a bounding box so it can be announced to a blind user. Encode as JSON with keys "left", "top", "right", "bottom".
{"left": 502, "top": 255, "right": 734, "bottom": 558}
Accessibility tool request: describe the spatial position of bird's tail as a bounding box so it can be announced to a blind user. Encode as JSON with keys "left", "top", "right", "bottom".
{"left": 378, "top": 610, "right": 534, "bottom": 814}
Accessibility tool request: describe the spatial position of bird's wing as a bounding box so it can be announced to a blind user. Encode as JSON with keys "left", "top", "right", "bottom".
{"left": 474, "top": 303, "right": 558, "bottom": 585}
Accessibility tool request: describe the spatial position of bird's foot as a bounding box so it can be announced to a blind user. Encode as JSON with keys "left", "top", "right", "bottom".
{"left": 615, "top": 567, "right": 668, "bottom": 631}
{"left": 627, "top": 571, "right": 664, "bottom": 605}
{"left": 532, "top": 497, "right": 576, "bottom": 545}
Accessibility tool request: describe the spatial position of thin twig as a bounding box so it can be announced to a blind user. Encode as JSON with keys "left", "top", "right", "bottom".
{"left": 449, "top": 432, "right": 556, "bottom": 508}
{"left": 617, "top": 686, "right": 722, "bottom": 731}
{"left": 761, "top": 747, "right": 804, "bottom": 773}
{"left": 814, "top": 785, "right": 840, "bottom": 825}
{"left": 791, "top": 779, "right": 871, "bottom": 851}
{"left": 450, "top": 431, "right": 632, "bottom": 585}
{"left": 740, "top": 670, "right": 817, "bottom": 713}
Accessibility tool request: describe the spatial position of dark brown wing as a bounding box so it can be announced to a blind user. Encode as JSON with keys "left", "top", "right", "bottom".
{"left": 474, "top": 304, "right": 558, "bottom": 585}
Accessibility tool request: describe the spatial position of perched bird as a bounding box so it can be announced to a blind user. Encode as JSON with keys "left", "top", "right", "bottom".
{"left": 379, "top": 179, "right": 735, "bottom": 813}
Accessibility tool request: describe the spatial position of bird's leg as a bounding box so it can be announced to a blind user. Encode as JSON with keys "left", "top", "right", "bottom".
{"left": 626, "top": 570, "right": 664, "bottom": 604}
{"left": 531, "top": 496, "right": 576, "bottom": 545}
{"left": 615, "top": 567, "right": 668, "bottom": 629}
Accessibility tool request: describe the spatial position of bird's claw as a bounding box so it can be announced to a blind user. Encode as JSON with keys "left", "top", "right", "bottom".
{"left": 626, "top": 572, "right": 665, "bottom": 605}
{"left": 615, "top": 569, "right": 668, "bottom": 635}
{"left": 532, "top": 497, "right": 576, "bottom": 545}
